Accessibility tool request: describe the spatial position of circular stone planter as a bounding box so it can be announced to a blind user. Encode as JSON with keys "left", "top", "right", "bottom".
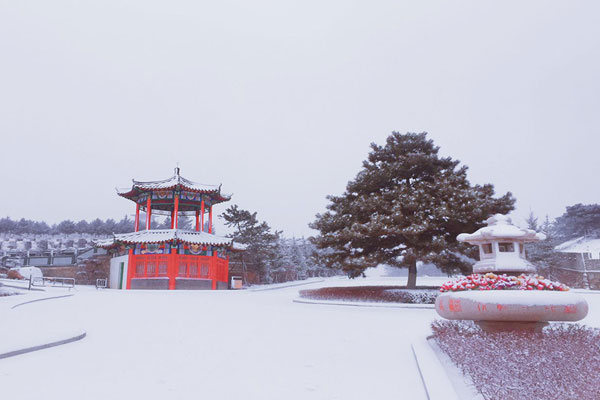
{"left": 435, "top": 290, "right": 589, "bottom": 322}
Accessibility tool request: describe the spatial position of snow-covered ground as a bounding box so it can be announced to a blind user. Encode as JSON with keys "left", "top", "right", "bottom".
{"left": 2, "top": 276, "right": 600, "bottom": 400}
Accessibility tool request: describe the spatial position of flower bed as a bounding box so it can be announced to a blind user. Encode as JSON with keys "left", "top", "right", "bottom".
{"left": 432, "top": 320, "right": 600, "bottom": 400}
{"left": 299, "top": 286, "right": 439, "bottom": 304}
{"left": 440, "top": 273, "right": 569, "bottom": 293}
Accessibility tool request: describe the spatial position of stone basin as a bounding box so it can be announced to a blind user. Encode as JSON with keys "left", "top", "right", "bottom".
{"left": 436, "top": 290, "right": 588, "bottom": 322}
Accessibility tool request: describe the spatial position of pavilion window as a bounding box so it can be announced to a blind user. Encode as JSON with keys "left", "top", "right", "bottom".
{"left": 147, "top": 262, "right": 156, "bottom": 276}
{"left": 498, "top": 242, "right": 514, "bottom": 252}
{"left": 136, "top": 262, "right": 144, "bottom": 277}
{"left": 158, "top": 261, "right": 167, "bottom": 276}
{"left": 200, "top": 264, "right": 209, "bottom": 278}
{"left": 179, "top": 262, "right": 187, "bottom": 277}
{"left": 189, "top": 263, "right": 198, "bottom": 277}
{"left": 481, "top": 243, "right": 493, "bottom": 254}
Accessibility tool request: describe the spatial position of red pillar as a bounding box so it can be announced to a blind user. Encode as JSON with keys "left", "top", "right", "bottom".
{"left": 173, "top": 193, "right": 180, "bottom": 229}
{"left": 146, "top": 196, "right": 152, "bottom": 230}
{"left": 211, "top": 252, "right": 217, "bottom": 290}
{"left": 134, "top": 203, "right": 140, "bottom": 232}
{"left": 200, "top": 199, "right": 205, "bottom": 232}
{"left": 225, "top": 254, "right": 230, "bottom": 287}
{"left": 209, "top": 206, "right": 213, "bottom": 234}
{"left": 168, "top": 245, "right": 177, "bottom": 290}
{"left": 126, "top": 248, "right": 134, "bottom": 289}
{"left": 195, "top": 210, "right": 200, "bottom": 232}
{"left": 170, "top": 210, "right": 175, "bottom": 229}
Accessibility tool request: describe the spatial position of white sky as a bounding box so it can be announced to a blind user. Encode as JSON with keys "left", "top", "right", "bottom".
{"left": 0, "top": 1, "right": 598, "bottom": 237}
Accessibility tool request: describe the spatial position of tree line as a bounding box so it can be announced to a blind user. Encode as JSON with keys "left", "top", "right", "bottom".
{"left": 0, "top": 216, "right": 135, "bottom": 235}
{"left": 0, "top": 215, "right": 202, "bottom": 236}
{"left": 221, "top": 205, "right": 336, "bottom": 284}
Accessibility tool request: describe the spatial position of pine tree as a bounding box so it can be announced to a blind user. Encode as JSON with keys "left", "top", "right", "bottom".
{"left": 523, "top": 211, "right": 561, "bottom": 278}
{"left": 525, "top": 211, "right": 539, "bottom": 231}
{"left": 310, "top": 132, "right": 515, "bottom": 288}
{"left": 554, "top": 204, "right": 600, "bottom": 240}
{"left": 221, "top": 205, "right": 281, "bottom": 284}
{"left": 57, "top": 220, "right": 76, "bottom": 234}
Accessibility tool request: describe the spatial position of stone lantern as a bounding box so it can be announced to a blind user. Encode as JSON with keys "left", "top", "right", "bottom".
{"left": 457, "top": 214, "right": 544, "bottom": 275}
{"left": 436, "top": 214, "right": 588, "bottom": 331}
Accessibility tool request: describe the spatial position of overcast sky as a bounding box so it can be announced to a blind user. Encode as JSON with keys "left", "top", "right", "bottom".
{"left": 0, "top": 1, "right": 598, "bottom": 237}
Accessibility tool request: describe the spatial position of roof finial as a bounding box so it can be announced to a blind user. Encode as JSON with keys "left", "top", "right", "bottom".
{"left": 175, "top": 162, "right": 180, "bottom": 177}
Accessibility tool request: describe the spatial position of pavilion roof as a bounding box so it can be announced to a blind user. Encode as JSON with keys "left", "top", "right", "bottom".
{"left": 94, "top": 229, "right": 245, "bottom": 250}
{"left": 117, "top": 168, "right": 232, "bottom": 203}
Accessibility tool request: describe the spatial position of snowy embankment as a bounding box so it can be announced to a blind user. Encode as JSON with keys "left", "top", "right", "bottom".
{"left": 0, "top": 277, "right": 438, "bottom": 400}
{"left": 0, "top": 284, "right": 85, "bottom": 359}
{"left": 3, "top": 276, "right": 599, "bottom": 400}
{"left": 247, "top": 277, "right": 325, "bottom": 291}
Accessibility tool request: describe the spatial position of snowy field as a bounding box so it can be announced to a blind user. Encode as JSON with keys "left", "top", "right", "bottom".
{"left": 2, "top": 276, "right": 600, "bottom": 400}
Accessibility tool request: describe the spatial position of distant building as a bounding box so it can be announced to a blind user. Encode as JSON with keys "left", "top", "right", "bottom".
{"left": 0, "top": 234, "right": 109, "bottom": 283}
{"left": 554, "top": 236, "right": 600, "bottom": 289}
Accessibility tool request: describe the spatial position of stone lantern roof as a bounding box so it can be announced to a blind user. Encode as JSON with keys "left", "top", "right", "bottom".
{"left": 457, "top": 214, "right": 546, "bottom": 245}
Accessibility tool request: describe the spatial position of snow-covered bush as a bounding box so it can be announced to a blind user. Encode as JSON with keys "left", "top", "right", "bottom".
{"left": 0, "top": 284, "right": 20, "bottom": 297}
{"left": 300, "top": 286, "right": 439, "bottom": 304}
{"left": 432, "top": 320, "right": 600, "bottom": 400}
{"left": 440, "top": 273, "right": 569, "bottom": 293}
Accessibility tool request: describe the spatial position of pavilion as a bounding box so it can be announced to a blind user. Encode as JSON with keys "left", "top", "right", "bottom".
{"left": 96, "top": 168, "right": 242, "bottom": 290}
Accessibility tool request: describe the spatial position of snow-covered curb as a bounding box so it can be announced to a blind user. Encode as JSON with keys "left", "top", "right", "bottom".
{"left": 0, "top": 294, "right": 86, "bottom": 360}
{"left": 12, "top": 294, "right": 74, "bottom": 309}
{"left": 293, "top": 297, "right": 435, "bottom": 309}
{"left": 0, "top": 332, "right": 87, "bottom": 360}
{"left": 411, "top": 338, "right": 460, "bottom": 400}
{"left": 573, "top": 289, "right": 600, "bottom": 294}
{"left": 249, "top": 278, "right": 325, "bottom": 291}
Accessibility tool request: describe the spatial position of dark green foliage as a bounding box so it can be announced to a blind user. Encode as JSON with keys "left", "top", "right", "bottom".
{"left": 56, "top": 220, "right": 77, "bottom": 234}
{"left": 554, "top": 203, "right": 600, "bottom": 240}
{"left": 221, "top": 204, "right": 281, "bottom": 283}
{"left": 524, "top": 213, "right": 561, "bottom": 276}
{"left": 310, "top": 132, "right": 515, "bottom": 286}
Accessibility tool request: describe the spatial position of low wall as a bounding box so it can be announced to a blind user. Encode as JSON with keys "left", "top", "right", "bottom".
{"left": 175, "top": 278, "right": 212, "bottom": 290}
{"left": 130, "top": 278, "right": 170, "bottom": 290}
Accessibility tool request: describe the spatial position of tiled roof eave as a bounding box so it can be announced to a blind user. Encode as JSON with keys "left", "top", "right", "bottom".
{"left": 94, "top": 229, "right": 239, "bottom": 249}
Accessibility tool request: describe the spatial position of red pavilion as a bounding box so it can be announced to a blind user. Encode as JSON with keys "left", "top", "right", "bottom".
{"left": 97, "top": 168, "right": 241, "bottom": 290}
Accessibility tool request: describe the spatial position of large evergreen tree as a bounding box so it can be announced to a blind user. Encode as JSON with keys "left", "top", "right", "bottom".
{"left": 310, "top": 132, "right": 515, "bottom": 288}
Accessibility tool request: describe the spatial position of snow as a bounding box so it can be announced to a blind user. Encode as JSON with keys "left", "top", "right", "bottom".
{"left": 2, "top": 276, "right": 600, "bottom": 400}
{"left": 0, "top": 276, "right": 444, "bottom": 400}
{"left": 457, "top": 214, "right": 545, "bottom": 244}
{"left": 118, "top": 173, "right": 223, "bottom": 195}
{"left": 555, "top": 236, "right": 600, "bottom": 254}
{"left": 426, "top": 339, "right": 483, "bottom": 400}
{"left": 0, "top": 286, "right": 21, "bottom": 297}
{"left": 95, "top": 228, "right": 235, "bottom": 247}
{"left": 439, "top": 289, "right": 586, "bottom": 306}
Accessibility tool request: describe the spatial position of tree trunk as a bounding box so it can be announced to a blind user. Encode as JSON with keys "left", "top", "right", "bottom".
{"left": 407, "top": 261, "right": 417, "bottom": 289}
